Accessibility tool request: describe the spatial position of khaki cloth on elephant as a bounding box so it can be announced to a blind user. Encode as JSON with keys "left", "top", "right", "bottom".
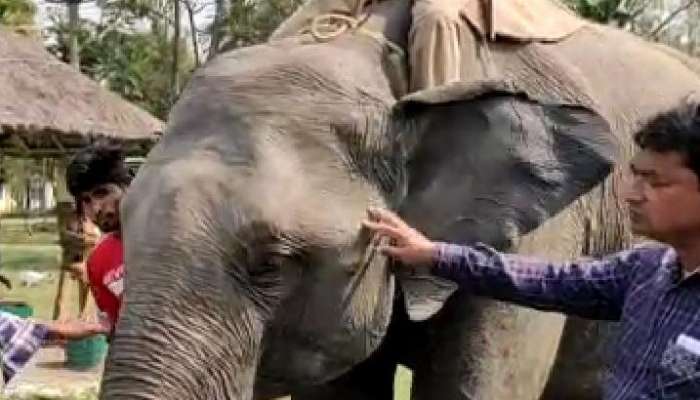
{"left": 410, "top": 0, "right": 586, "bottom": 90}
{"left": 271, "top": 0, "right": 586, "bottom": 92}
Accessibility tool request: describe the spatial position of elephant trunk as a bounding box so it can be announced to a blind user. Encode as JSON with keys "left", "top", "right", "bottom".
{"left": 101, "top": 255, "right": 269, "bottom": 400}
{"left": 101, "top": 174, "right": 281, "bottom": 400}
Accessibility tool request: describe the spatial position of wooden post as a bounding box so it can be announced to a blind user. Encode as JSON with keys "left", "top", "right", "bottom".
{"left": 53, "top": 200, "right": 98, "bottom": 320}
{"left": 79, "top": 220, "right": 99, "bottom": 320}
{"left": 52, "top": 160, "right": 71, "bottom": 320}
{"left": 54, "top": 201, "right": 80, "bottom": 320}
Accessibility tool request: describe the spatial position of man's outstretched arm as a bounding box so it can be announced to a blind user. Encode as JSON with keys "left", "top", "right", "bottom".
{"left": 0, "top": 312, "right": 108, "bottom": 383}
{"left": 363, "top": 208, "right": 637, "bottom": 320}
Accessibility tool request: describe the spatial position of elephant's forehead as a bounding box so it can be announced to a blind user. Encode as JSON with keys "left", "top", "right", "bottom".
{"left": 146, "top": 39, "right": 394, "bottom": 247}
{"left": 247, "top": 136, "right": 387, "bottom": 246}
{"left": 150, "top": 142, "right": 387, "bottom": 248}
{"left": 204, "top": 38, "right": 391, "bottom": 98}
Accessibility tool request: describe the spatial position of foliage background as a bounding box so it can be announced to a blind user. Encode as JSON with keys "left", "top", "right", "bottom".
{"left": 2, "top": 0, "right": 699, "bottom": 121}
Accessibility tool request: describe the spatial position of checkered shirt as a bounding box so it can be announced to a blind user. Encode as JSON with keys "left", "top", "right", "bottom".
{"left": 0, "top": 311, "right": 48, "bottom": 384}
{"left": 434, "top": 242, "right": 700, "bottom": 399}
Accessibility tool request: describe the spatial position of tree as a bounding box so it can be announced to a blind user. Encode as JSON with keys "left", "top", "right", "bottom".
{"left": 182, "top": 0, "right": 204, "bottom": 66}
{"left": 563, "top": 0, "right": 627, "bottom": 24}
{"left": 171, "top": 0, "right": 182, "bottom": 102}
{"left": 45, "top": 0, "right": 194, "bottom": 119}
{"left": 208, "top": 0, "right": 228, "bottom": 59}
{"left": 227, "top": 0, "right": 302, "bottom": 48}
{"left": 561, "top": 0, "right": 676, "bottom": 27}
{"left": 207, "top": 0, "right": 302, "bottom": 56}
{"left": 0, "top": 0, "right": 36, "bottom": 27}
{"left": 564, "top": 0, "right": 700, "bottom": 56}
{"left": 40, "top": 0, "right": 300, "bottom": 118}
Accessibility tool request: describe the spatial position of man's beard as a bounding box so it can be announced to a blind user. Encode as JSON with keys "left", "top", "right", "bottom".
{"left": 97, "top": 213, "right": 119, "bottom": 233}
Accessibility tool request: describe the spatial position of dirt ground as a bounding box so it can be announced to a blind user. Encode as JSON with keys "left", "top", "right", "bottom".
{"left": 3, "top": 347, "right": 101, "bottom": 400}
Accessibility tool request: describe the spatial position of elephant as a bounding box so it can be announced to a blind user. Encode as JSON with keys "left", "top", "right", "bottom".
{"left": 100, "top": 0, "right": 700, "bottom": 399}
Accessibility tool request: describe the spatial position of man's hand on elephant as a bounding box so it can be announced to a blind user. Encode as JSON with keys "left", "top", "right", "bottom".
{"left": 362, "top": 208, "right": 438, "bottom": 266}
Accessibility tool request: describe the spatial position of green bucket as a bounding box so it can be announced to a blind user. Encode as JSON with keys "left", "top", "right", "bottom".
{"left": 0, "top": 301, "right": 33, "bottom": 318}
{"left": 66, "top": 335, "right": 108, "bottom": 370}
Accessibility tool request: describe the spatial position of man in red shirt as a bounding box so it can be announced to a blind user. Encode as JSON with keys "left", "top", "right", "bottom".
{"left": 66, "top": 143, "right": 132, "bottom": 334}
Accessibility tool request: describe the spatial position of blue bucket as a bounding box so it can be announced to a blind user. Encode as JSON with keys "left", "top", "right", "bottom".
{"left": 66, "top": 335, "right": 108, "bottom": 369}
{"left": 0, "top": 301, "right": 33, "bottom": 318}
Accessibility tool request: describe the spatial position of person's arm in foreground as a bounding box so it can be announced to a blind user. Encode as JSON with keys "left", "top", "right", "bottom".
{"left": 362, "top": 208, "right": 637, "bottom": 320}
{"left": 0, "top": 312, "right": 106, "bottom": 384}
{"left": 44, "top": 320, "right": 110, "bottom": 341}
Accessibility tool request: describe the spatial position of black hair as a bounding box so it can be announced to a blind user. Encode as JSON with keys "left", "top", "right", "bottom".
{"left": 66, "top": 141, "right": 133, "bottom": 200}
{"left": 634, "top": 97, "right": 700, "bottom": 179}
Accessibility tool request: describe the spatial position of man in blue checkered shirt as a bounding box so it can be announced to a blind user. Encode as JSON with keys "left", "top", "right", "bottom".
{"left": 363, "top": 101, "right": 700, "bottom": 399}
{"left": 0, "top": 312, "right": 106, "bottom": 384}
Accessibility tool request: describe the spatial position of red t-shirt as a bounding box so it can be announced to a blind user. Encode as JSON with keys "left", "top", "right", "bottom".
{"left": 86, "top": 232, "right": 124, "bottom": 330}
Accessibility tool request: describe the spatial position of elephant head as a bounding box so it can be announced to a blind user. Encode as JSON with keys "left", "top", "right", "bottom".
{"left": 100, "top": 2, "right": 617, "bottom": 399}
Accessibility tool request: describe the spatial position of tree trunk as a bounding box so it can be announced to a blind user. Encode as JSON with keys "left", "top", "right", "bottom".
{"left": 185, "top": 1, "right": 200, "bottom": 67}
{"left": 170, "top": 0, "right": 181, "bottom": 104}
{"left": 208, "top": 0, "right": 229, "bottom": 60}
{"left": 647, "top": 0, "right": 695, "bottom": 40}
{"left": 68, "top": 0, "right": 80, "bottom": 70}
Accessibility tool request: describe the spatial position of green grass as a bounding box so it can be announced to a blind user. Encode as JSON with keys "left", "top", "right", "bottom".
{"left": 0, "top": 244, "right": 60, "bottom": 272}
{"left": 0, "top": 230, "right": 59, "bottom": 245}
{"left": 0, "top": 243, "right": 81, "bottom": 321}
{"left": 1, "top": 217, "right": 59, "bottom": 246}
{"left": 0, "top": 217, "right": 57, "bottom": 227}
{"left": 0, "top": 217, "right": 79, "bottom": 320}
{"left": 394, "top": 366, "right": 413, "bottom": 400}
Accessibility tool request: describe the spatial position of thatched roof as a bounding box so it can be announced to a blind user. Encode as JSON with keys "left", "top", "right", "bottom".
{"left": 0, "top": 28, "right": 164, "bottom": 158}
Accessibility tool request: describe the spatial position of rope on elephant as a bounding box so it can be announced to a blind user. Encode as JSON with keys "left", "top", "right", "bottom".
{"left": 309, "top": 13, "right": 361, "bottom": 41}
{"left": 298, "top": 0, "right": 405, "bottom": 60}
{"left": 303, "top": 12, "right": 406, "bottom": 60}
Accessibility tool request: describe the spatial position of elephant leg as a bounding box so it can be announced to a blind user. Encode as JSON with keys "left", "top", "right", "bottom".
{"left": 288, "top": 338, "right": 397, "bottom": 400}
{"left": 410, "top": 295, "right": 565, "bottom": 400}
{"left": 290, "top": 354, "right": 397, "bottom": 400}
{"left": 411, "top": 207, "right": 590, "bottom": 400}
{"left": 291, "top": 296, "right": 414, "bottom": 400}
{"left": 540, "top": 317, "right": 619, "bottom": 400}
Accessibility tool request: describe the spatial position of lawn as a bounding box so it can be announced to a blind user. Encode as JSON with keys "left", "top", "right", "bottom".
{"left": 1, "top": 244, "right": 59, "bottom": 272}
{"left": 0, "top": 217, "right": 58, "bottom": 246}
{"left": 0, "top": 218, "right": 88, "bottom": 399}
{"left": 0, "top": 217, "right": 82, "bottom": 321}
{"left": 0, "top": 244, "right": 82, "bottom": 321}
{"left": 394, "top": 366, "right": 412, "bottom": 400}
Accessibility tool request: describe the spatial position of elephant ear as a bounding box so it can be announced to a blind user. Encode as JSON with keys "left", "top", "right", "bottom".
{"left": 392, "top": 84, "right": 618, "bottom": 321}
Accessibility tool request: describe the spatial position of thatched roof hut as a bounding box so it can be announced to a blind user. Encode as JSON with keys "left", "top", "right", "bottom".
{"left": 0, "top": 28, "right": 164, "bottom": 158}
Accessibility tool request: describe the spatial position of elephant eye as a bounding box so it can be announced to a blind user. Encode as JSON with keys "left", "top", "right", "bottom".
{"left": 266, "top": 253, "right": 288, "bottom": 268}
{"left": 263, "top": 234, "right": 306, "bottom": 267}
{"left": 242, "top": 231, "right": 307, "bottom": 286}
